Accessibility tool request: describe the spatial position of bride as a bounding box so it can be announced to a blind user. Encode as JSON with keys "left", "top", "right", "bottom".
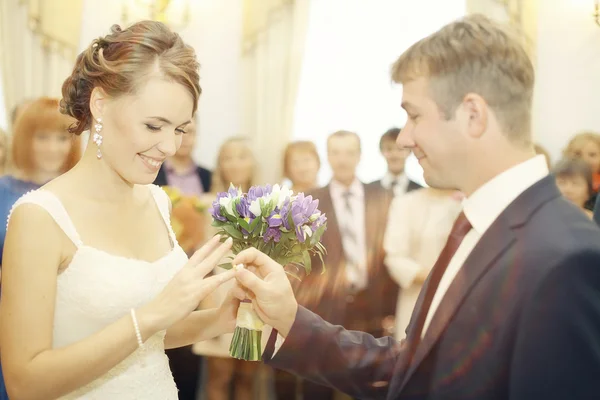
{"left": 0, "top": 21, "right": 239, "bottom": 399}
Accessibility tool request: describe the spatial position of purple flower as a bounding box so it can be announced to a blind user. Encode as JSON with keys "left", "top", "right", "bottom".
{"left": 216, "top": 191, "right": 229, "bottom": 201}
{"left": 247, "top": 186, "right": 264, "bottom": 202}
{"left": 311, "top": 213, "right": 327, "bottom": 231}
{"left": 290, "top": 194, "right": 323, "bottom": 242}
{"left": 247, "top": 184, "right": 274, "bottom": 202}
{"left": 264, "top": 227, "right": 282, "bottom": 243}
{"left": 227, "top": 185, "right": 239, "bottom": 198}
{"left": 210, "top": 200, "right": 226, "bottom": 222}
{"left": 280, "top": 198, "right": 292, "bottom": 230}
{"left": 306, "top": 196, "right": 319, "bottom": 217}
{"left": 267, "top": 211, "right": 283, "bottom": 228}
{"left": 236, "top": 196, "right": 251, "bottom": 218}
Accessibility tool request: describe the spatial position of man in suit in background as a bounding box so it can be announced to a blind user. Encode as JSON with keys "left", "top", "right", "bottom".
{"left": 291, "top": 130, "right": 396, "bottom": 399}
{"left": 370, "top": 127, "right": 421, "bottom": 197}
{"left": 233, "top": 14, "right": 600, "bottom": 400}
{"left": 153, "top": 118, "right": 212, "bottom": 194}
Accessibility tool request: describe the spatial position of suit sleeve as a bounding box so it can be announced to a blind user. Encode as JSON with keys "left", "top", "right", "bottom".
{"left": 265, "top": 306, "right": 404, "bottom": 399}
{"left": 509, "top": 248, "right": 600, "bottom": 399}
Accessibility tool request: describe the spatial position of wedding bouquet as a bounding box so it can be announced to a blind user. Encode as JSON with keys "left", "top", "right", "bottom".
{"left": 162, "top": 186, "right": 209, "bottom": 255}
{"left": 210, "top": 184, "right": 327, "bottom": 361}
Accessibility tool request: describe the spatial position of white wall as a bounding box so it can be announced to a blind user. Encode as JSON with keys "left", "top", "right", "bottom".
{"left": 532, "top": 0, "right": 600, "bottom": 164}
{"left": 79, "top": 0, "right": 243, "bottom": 169}
{"left": 291, "top": 0, "right": 466, "bottom": 185}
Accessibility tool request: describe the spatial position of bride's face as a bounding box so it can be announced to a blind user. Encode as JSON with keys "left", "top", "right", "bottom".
{"left": 92, "top": 76, "right": 194, "bottom": 185}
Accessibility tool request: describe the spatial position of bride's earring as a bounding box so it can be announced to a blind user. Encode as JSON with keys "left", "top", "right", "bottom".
{"left": 93, "top": 118, "right": 103, "bottom": 159}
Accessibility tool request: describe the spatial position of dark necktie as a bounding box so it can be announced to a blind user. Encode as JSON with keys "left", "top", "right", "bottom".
{"left": 411, "top": 211, "right": 472, "bottom": 342}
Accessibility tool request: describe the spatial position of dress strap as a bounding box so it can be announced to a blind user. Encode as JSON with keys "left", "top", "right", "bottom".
{"left": 8, "top": 190, "right": 83, "bottom": 247}
{"left": 147, "top": 184, "right": 177, "bottom": 245}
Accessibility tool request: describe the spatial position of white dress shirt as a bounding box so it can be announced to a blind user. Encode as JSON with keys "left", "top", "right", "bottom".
{"left": 380, "top": 172, "right": 410, "bottom": 197}
{"left": 421, "top": 155, "right": 549, "bottom": 337}
{"left": 329, "top": 178, "right": 368, "bottom": 290}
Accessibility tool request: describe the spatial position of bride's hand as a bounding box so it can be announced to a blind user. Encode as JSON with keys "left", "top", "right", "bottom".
{"left": 216, "top": 283, "right": 248, "bottom": 335}
{"left": 138, "top": 235, "right": 235, "bottom": 333}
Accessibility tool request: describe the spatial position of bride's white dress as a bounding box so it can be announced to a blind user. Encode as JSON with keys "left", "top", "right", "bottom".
{"left": 10, "top": 185, "right": 189, "bottom": 399}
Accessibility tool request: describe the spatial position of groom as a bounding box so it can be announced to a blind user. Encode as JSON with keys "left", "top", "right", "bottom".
{"left": 231, "top": 14, "right": 600, "bottom": 400}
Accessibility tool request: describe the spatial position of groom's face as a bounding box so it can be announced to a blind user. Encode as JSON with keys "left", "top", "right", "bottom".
{"left": 397, "top": 77, "right": 468, "bottom": 190}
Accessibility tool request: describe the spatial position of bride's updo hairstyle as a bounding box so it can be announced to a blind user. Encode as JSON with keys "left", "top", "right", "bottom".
{"left": 60, "top": 20, "right": 201, "bottom": 135}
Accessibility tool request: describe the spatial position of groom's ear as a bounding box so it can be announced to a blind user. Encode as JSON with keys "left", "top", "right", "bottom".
{"left": 461, "top": 93, "right": 488, "bottom": 140}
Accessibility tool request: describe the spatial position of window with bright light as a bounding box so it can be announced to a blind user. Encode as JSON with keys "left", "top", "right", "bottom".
{"left": 291, "top": 0, "right": 466, "bottom": 185}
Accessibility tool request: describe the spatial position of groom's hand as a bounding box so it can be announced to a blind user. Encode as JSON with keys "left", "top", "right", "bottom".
{"left": 232, "top": 248, "right": 298, "bottom": 338}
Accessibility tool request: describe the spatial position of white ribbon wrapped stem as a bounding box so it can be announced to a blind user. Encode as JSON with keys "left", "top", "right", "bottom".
{"left": 236, "top": 302, "right": 264, "bottom": 330}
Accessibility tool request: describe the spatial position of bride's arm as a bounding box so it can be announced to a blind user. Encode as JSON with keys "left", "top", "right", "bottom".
{"left": 0, "top": 205, "right": 166, "bottom": 400}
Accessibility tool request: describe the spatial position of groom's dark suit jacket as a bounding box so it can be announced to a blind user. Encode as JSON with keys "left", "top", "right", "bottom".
{"left": 265, "top": 176, "right": 600, "bottom": 399}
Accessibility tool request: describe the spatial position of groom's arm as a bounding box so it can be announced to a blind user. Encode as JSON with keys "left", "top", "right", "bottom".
{"left": 264, "top": 306, "right": 404, "bottom": 399}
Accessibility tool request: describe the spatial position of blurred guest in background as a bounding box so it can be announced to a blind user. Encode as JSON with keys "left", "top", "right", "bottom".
{"left": 383, "top": 187, "right": 463, "bottom": 339}
{"left": 563, "top": 132, "right": 600, "bottom": 191}
{"left": 154, "top": 118, "right": 212, "bottom": 194}
{"left": 553, "top": 158, "right": 594, "bottom": 219}
{"left": 562, "top": 132, "right": 600, "bottom": 211}
{"left": 370, "top": 127, "right": 420, "bottom": 197}
{"left": 210, "top": 136, "right": 258, "bottom": 194}
{"left": 10, "top": 99, "right": 33, "bottom": 130}
{"left": 282, "top": 140, "right": 320, "bottom": 193}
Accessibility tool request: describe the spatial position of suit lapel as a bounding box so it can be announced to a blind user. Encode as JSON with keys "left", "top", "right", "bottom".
{"left": 397, "top": 219, "right": 516, "bottom": 392}
{"left": 364, "top": 184, "right": 378, "bottom": 275}
{"left": 393, "top": 175, "right": 561, "bottom": 394}
{"left": 319, "top": 186, "right": 343, "bottom": 252}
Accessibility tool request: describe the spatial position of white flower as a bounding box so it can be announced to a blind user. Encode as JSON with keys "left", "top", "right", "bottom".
{"left": 303, "top": 225, "right": 313, "bottom": 238}
{"left": 278, "top": 185, "right": 294, "bottom": 208}
{"left": 309, "top": 211, "right": 321, "bottom": 222}
{"left": 249, "top": 199, "right": 262, "bottom": 217}
{"left": 219, "top": 196, "right": 235, "bottom": 217}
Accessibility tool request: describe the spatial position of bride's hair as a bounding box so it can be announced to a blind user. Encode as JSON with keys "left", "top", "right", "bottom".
{"left": 60, "top": 20, "right": 201, "bottom": 135}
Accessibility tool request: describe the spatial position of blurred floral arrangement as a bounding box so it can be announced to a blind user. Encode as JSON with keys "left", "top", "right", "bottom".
{"left": 162, "top": 186, "right": 210, "bottom": 255}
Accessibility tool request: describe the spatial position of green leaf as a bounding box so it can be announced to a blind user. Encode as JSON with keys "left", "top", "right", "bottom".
{"left": 238, "top": 218, "right": 251, "bottom": 232}
{"left": 302, "top": 251, "right": 312, "bottom": 275}
{"left": 232, "top": 198, "right": 241, "bottom": 217}
{"left": 317, "top": 252, "right": 326, "bottom": 274}
{"left": 211, "top": 220, "right": 226, "bottom": 228}
{"left": 218, "top": 262, "right": 234, "bottom": 270}
{"left": 222, "top": 224, "right": 244, "bottom": 240}
{"left": 249, "top": 217, "right": 260, "bottom": 234}
{"left": 222, "top": 206, "right": 238, "bottom": 223}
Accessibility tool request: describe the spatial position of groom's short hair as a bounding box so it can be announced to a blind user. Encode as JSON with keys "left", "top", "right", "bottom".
{"left": 391, "top": 14, "right": 534, "bottom": 145}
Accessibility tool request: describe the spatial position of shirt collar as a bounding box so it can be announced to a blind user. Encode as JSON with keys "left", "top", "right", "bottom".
{"left": 330, "top": 178, "right": 364, "bottom": 199}
{"left": 463, "top": 155, "right": 549, "bottom": 235}
{"left": 381, "top": 172, "right": 407, "bottom": 190}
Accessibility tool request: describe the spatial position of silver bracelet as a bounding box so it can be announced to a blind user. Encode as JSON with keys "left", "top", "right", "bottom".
{"left": 130, "top": 308, "right": 144, "bottom": 348}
